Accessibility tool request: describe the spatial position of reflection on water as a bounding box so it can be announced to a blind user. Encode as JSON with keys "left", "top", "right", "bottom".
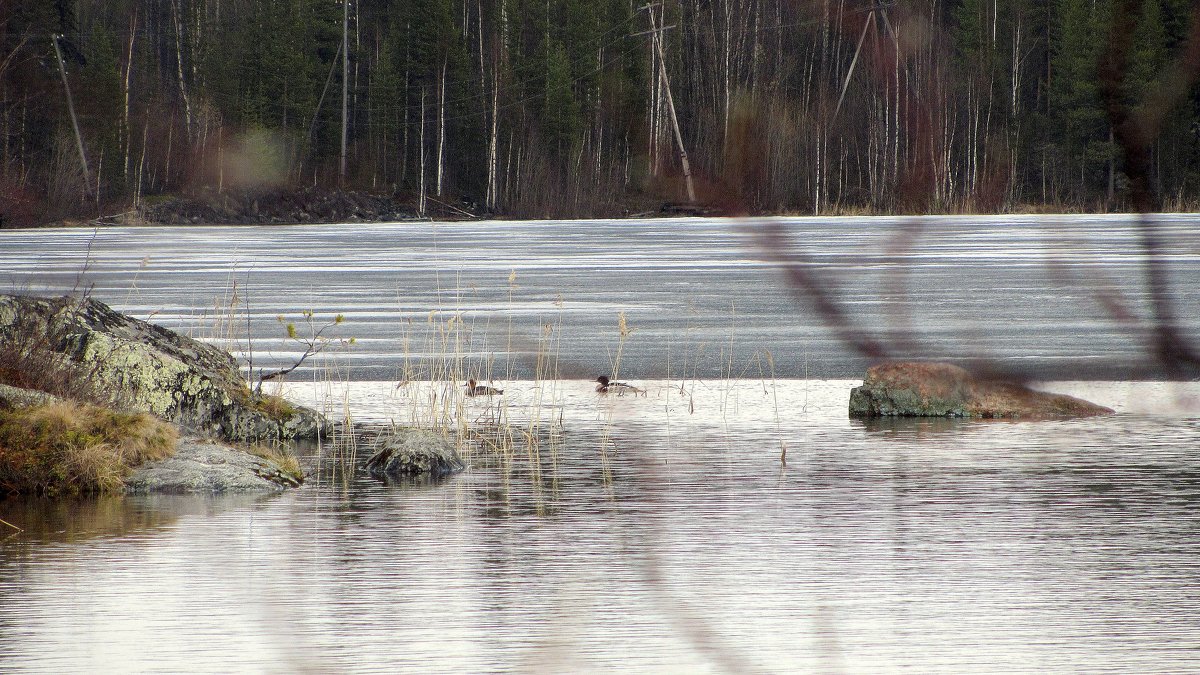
{"left": 0, "top": 495, "right": 175, "bottom": 543}
{"left": 2, "top": 380, "right": 1199, "bottom": 672}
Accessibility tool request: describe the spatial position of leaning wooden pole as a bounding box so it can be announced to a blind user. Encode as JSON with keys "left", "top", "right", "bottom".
{"left": 834, "top": 11, "right": 874, "bottom": 121}
{"left": 52, "top": 35, "right": 92, "bottom": 200}
{"left": 646, "top": 7, "right": 696, "bottom": 204}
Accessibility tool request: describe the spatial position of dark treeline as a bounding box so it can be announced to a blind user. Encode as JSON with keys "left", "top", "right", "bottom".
{"left": 2, "top": 0, "right": 1199, "bottom": 225}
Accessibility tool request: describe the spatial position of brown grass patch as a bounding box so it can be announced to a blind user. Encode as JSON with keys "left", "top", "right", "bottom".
{"left": 246, "top": 443, "right": 304, "bottom": 484}
{"left": 0, "top": 402, "right": 178, "bottom": 495}
{"left": 252, "top": 393, "right": 299, "bottom": 421}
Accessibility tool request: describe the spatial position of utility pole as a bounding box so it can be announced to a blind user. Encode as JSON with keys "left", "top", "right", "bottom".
{"left": 340, "top": 0, "right": 350, "bottom": 186}
{"left": 640, "top": 4, "right": 695, "bottom": 204}
{"left": 52, "top": 35, "right": 92, "bottom": 201}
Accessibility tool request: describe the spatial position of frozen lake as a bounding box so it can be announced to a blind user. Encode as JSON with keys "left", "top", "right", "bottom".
{"left": 3, "top": 213, "right": 1198, "bottom": 380}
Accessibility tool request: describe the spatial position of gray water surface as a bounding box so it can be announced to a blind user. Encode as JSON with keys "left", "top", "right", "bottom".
{"left": 1, "top": 216, "right": 1200, "bottom": 672}
{"left": 2, "top": 379, "right": 1199, "bottom": 672}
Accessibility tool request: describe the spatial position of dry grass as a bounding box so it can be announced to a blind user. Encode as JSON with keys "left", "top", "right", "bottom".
{"left": 0, "top": 402, "right": 178, "bottom": 495}
{"left": 235, "top": 389, "right": 299, "bottom": 421}
{"left": 246, "top": 442, "right": 304, "bottom": 483}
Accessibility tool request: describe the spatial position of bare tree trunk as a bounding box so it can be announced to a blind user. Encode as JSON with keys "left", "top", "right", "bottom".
{"left": 505, "top": 129, "right": 514, "bottom": 203}
{"left": 648, "top": 16, "right": 660, "bottom": 177}
{"left": 51, "top": 35, "right": 92, "bottom": 200}
{"left": 436, "top": 58, "right": 446, "bottom": 196}
{"left": 340, "top": 0, "right": 350, "bottom": 185}
{"left": 401, "top": 40, "right": 409, "bottom": 185}
{"left": 487, "top": 62, "right": 499, "bottom": 210}
{"left": 722, "top": 0, "right": 732, "bottom": 152}
{"left": 164, "top": 123, "right": 173, "bottom": 190}
{"left": 477, "top": 0, "right": 486, "bottom": 95}
{"left": 1108, "top": 127, "right": 1116, "bottom": 207}
{"left": 890, "top": 12, "right": 900, "bottom": 186}
{"left": 2, "top": 84, "right": 7, "bottom": 181}
{"left": 122, "top": 10, "right": 138, "bottom": 185}
{"left": 418, "top": 86, "right": 426, "bottom": 217}
{"left": 95, "top": 149, "right": 103, "bottom": 206}
{"left": 218, "top": 126, "right": 224, "bottom": 193}
{"left": 835, "top": 11, "right": 873, "bottom": 119}
{"left": 814, "top": 126, "right": 823, "bottom": 214}
{"left": 649, "top": 9, "right": 696, "bottom": 203}
{"left": 135, "top": 122, "right": 148, "bottom": 210}
{"left": 171, "top": 0, "right": 194, "bottom": 141}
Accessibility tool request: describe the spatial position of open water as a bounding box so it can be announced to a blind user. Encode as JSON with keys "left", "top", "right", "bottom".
{"left": 1, "top": 215, "right": 1199, "bottom": 672}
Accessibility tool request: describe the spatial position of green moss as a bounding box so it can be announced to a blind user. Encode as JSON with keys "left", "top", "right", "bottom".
{"left": 0, "top": 402, "right": 178, "bottom": 495}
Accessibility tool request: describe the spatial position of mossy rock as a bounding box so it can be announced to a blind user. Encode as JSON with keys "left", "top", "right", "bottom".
{"left": 849, "top": 362, "right": 1114, "bottom": 419}
{"left": 364, "top": 430, "right": 465, "bottom": 481}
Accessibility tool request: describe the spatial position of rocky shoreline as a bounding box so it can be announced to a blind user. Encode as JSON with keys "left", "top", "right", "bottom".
{"left": 141, "top": 187, "right": 429, "bottom": 225}
{"left": 125, "top": 437, "right": 303, "bottom": 494}
{"left": 0, "top": 293, "right": 321, "bottom": 494}
{"left": 0, "top": 293, "right": 467, "bottom": 495}
{"left": 137, "top": 189, "right": 714, "bottom": 226}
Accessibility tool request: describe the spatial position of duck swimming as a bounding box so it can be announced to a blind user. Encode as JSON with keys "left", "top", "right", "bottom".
{"left": 466, "top": 379, "right": 504, "bottom": 396}
{"left": 594, "top": 375, "right": 645, "bottom": 396}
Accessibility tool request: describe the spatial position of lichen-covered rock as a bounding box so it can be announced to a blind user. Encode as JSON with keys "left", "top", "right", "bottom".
{"left": 0, "top": 294, "right": 323, "bottom": 442}
{"left": 0, "top": 383, "right": 61, "bottom": 409}
{"left": 364, "top": 429, "right": 465, "bottom": 480}
{"left": 125, "top": 437, "right": 302, "bottom": 494}
{"left": 849, "top": 361, "right": 1114, "bottom": 419}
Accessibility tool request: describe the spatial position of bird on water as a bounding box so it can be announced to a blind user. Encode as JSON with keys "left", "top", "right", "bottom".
{"left": 465, "top": 379, "right": 504, "bottom": 396}
{"left": 594, "top": 375, "right": 645, "bottom": 396}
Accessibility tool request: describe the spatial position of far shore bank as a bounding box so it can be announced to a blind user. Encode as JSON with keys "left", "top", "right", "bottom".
{"left": 4, "top": 186, "right": 1193, "bottom": 230}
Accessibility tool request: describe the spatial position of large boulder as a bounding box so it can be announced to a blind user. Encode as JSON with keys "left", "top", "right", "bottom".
{"left": 125, "top": 437, "right": 302, "bottom": 494}
{"left": 364, "top": 429, "right": 465, "bottom": 480}
{"left": 849, "top": 361, "right": 1114, "bottom": 419}
{"left": 0, "top": 294, "right": 323, "bottom": 442}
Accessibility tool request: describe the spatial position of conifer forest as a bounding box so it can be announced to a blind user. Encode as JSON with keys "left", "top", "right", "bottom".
{"left": 2, "top": 1, "right": 1199, "bottom": 225}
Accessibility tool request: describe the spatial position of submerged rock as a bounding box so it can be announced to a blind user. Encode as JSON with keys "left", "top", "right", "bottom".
{"left": 0, "top": 294, "right": 324, "bottom": 442}
{"left": 849, "top": 361, "right": 1114, "bottom": 419}
{"left": 364, "top": 429, "right": 465, "bottom": 480}
{"left": 125, "top": 437, "right": 302, "bottom": 494}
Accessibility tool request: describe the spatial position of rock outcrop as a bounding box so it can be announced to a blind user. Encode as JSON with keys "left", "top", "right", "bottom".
{"left": 849, "top": 361, "right": 1114, "bottom": 419}
{"left": 125, "top": 437, "right": 302, "bottom": 494}
{"left": 364, "top": 429, "right": 465, "bottom": 480}
{"left": 0, "top": 294, "right": 323, "bottom": 442}
{"left": 0, "top": 383, "right": 60, "bottom": 409}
